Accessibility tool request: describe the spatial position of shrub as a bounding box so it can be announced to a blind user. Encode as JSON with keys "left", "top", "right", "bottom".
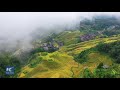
{"left": 96, "top": 41, "right": 120, "bottom": 63}
{"left": 97, "top": 63, "right": 104, "bottom": 69}
{"left": 94, "top": 68, "right": 116, "bottom": 78}
{"left": 74, "top": 48, "right": 94, "bottom": 63}
{"left": 41, "top": 52, "right": 48, "bottom": 56}
{"left": 82, "top": 68, "right": 94, "bottom": 78}
{"left": 29, "top": 57, "right": 43, "bottom": 68}
{"left": 74, "top": 50, "right": 88, "bottom": 63}
{"left": 31, "top": 47, "right": 45, "bottom": 54}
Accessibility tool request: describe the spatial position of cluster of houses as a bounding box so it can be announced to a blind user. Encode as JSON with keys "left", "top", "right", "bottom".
{"left": 80, "top": 33, "right": 97, "bottom": 42}
{"left": 41, "top": 41, "right": 64, "bottom": 52}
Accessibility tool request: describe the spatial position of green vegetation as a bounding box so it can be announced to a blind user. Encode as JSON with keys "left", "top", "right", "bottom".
{"left": 74, "top": 48, "right": 92, "bottom": 63}
{"left": 74, "top": 41, "right": 120, "bottom": 78}
{"left": 93, "top": 63, "right": 116, "bottom": 78}
{"left": 0, "top": 52, "right": 21, "bottom": 78}
{"left": 96, "top": 41, "right": 120, "bottom": 63}
{"left": 54, "top": 30, "right": 83, "bottom": 45}
{"left": 82, "top": 68, "right": 94, "bottom": 78}
{"left": 18, "top": 32, "right": 120, "bottom": 78}
{"left": 103, "top": 30, "right": 120, "bottom": 36}
{"left": 30, "top": 47, "right": 45, "bottom": 54}
{"left": 29, "top": 57, "right": 43, "bottom": 68}
{"left": 80, "top": 15, "right": 120, "bottom": 31}
{"left": 1, "top": 15, "right": 120, "bottom": 78}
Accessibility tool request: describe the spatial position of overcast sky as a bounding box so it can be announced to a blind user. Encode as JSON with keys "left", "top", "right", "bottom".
{"left": 0, "top": 12, "right": 120, "bottom": 39}
{"left": 0, "top": 12, "right": 120, "bottom": 36}
{"left": 0, "top": 12, "right": 79, "bottom": 38}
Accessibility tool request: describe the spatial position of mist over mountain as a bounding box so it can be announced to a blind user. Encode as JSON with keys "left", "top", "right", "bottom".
{"left": 0, "top": 12, "right": 120, "bottom": 52}
{"left": 1, "top": 12, "right": 120, "bottom": 78}
{"left": 0, "top": 12, "right": 79, "bottom": 51}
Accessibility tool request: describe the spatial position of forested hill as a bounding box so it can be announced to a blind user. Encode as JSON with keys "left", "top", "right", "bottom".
{"left": 79, "top": 15, "right": 120, "bottom": 36}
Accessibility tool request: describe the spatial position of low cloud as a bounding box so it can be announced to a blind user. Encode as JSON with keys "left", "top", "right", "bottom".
{"left": 0, "top": 12, "right": 120, "bottom": 52}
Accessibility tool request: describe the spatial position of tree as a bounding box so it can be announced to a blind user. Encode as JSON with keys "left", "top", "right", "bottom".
{"left": 83, "top": 68, "right": 94, "bottom": 78}
{"left": 97, "top": 63, "right": 104, "bottom": 69}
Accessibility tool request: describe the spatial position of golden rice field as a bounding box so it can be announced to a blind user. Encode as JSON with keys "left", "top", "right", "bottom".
{"left": 19, "top": 34, "right": 120, "bottom": 78}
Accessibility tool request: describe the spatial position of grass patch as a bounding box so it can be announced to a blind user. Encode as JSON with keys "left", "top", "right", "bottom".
{"left": 28, "top": 57, "right": 43, "bottom": 68}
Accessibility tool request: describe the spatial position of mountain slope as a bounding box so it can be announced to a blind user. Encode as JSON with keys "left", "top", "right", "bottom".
{"left": 18, "top": 16, "right": 120, "bottom": 78}
{"left": 18, "top": 31, "right": 120, "bottom": 78}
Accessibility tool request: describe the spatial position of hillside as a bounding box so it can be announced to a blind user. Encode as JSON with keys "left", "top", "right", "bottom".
{"left": 1, "top": 14, "right": 120, "bottom": 78}
{"left": 18, "top": 31, "right": 120, "bottom": 78}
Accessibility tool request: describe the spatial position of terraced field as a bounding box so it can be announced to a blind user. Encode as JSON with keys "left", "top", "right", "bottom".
{"left": 19, "top": 34, "right": 120, "bottom": 78}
